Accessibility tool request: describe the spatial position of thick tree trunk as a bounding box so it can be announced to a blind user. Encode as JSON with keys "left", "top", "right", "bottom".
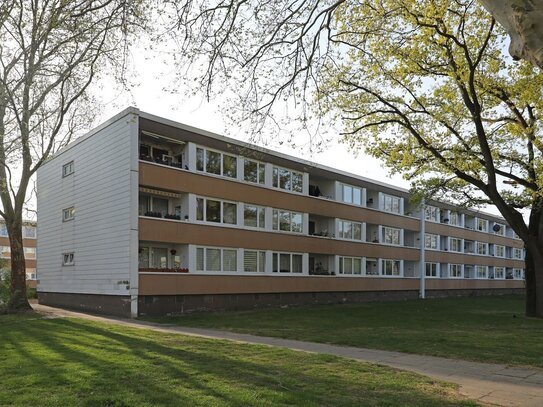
{"left": 525, "top": 201, "right": 543, "bottom": 318}
{"left": 6, "top": 218, "right": 30, "bottom": 311}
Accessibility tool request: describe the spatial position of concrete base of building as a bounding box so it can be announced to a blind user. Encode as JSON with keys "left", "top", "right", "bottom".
{"left": 426, "top": 287, "right": 524, "bottom": 299}
{"left": 38, "top": 292, "right": 131, "bottom": 318}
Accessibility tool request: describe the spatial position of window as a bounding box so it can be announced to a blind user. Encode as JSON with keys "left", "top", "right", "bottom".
{"left": 424, "top": 233, "right": 439, "bottom": 250}
{"left": 62, "top": 207, "right": 75, "bottom": 222}
{"left": 476, "top": 265, "right": 487, "bottom": 279}
{"left": 382, "top": 259, "right": 401, "bottom": 276}
{"left": 272, "top": 252, "right": 303, "bottom": 273}
{"left": 494, "top": 267, "right": 505, "bottom": 279}
{"left": 449, "top": 211, "right": 460, "bottom": 226}
{"left": 0, "top": 224, "right": 7, "bottom": 237}
{"left": 244, "top": 159, "right": 265, "bottom": 184}
{"left": 341, "top": 184, "right": 362, "bottom": 205}
{"left": 26, "top": 269, "right": 37, "bottom": 280}
{"left": 493, "top": 223, "right": 505, "bottom": 236}
{"left": 425, "top": 205, "right": 439, "bottom": 222}
{"left": 476, "top": 218, "right": 488, "bottom": 232}
{"left": 139, "top": 247, "right": 149, "bottom": 268}
{"left": 338, "top": 220, "right": 363, "bottom": 240}
{"left": 196, "top": 197, "right": 237, "bottom": 225}
{"left": 476, "top": 242, "right": 487, "bottom": 255}
{"left": 449, "top": 238, "right": 462, "bottom": 252}
{"left": 425, "top": 262, "right": 438, "bottom": 277}
{"left": 0, "top": 246, "right": 10, "bottom": 258}
{"left": 196, "top": 247, "right": 239, "bottom": 272}
{"left": 243, "top": 250, "right": 266, "bottom": 272}
{"left": 244, "top": 205, "right": 265, "bottom": 228}
{"left": 24, "top": 247, "right": 36, "bottom": 259}
{"left": 513, "top": 268, "right": 524, "bottom": 279}
{"left": 62, "top": 161, "right": 74, "bottom": 177}
{"left": 383, "top": 194, "right": 401, "bottom": 214}
{"left": 150, "top": 248, "right": 168, "bottom": 268}
{"left": 139, "top": 194, "right": 169, "bottom": 217}
{"left": 383, "top": 227, "right": 401, "bottom": 245}
{"left": 62, "top": 252, "right": 75, "bottom": 266}
{"left": 272, "top": 166, "right": 303, "bottom": 193}
{"left": 339, "top": 256, "right": 362, "bottom": 275}
{"left": 196, "top": 147, "right": 237, "bottom": 178}
{"left": 272, "top": 209, "right": 303, "bottom": 233}
{"left": 449, "top": 264, "right": 462, "bottom": 278}
{"left": 23, "top": 226, "right": 36, "bottom": 239}
{"left": 513, "top": 248, "right": 523, "bottom": 260}
{"left": 495, "top": 245, "right": 505, "bottom": 257}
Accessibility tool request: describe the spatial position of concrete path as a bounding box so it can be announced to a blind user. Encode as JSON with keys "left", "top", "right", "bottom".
{"left": 32, "top": 303, "right": 543, "bottom": 407}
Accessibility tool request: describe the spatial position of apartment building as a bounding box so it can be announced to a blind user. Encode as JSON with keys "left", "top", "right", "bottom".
{"left": 36, "top": 108, "right": 525, "bottom": 317}
{"left": 0, "top": 220, "right": 38, "bottom": 288}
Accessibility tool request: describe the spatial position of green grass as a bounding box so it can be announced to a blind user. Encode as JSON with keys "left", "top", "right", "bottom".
{"left": 0, "top": 314, "right": 477, "bottom": 406}
{"left": 148, "top": 295, "right": 543, "bottom": 369}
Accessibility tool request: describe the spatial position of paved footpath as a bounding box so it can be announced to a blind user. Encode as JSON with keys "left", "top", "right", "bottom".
{"left": 32, "top": 303, "right": 543, "bottom": 407}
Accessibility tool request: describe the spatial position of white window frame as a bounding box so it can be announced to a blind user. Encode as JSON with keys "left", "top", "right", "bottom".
{"left": 62, "top": 161, "right": 74, "bottom": 177}
{"left": 493, "top": 223, "right": 505, "bottom": 236}
{"left": 381, "top": 259, "right": 401, "bottom": 277}
{"left": 449, "top": 237, "right": 462, "bottom": 252}
{"left": 424, "top": 233, "right": 439, "bottom": 250}
{"left": 383, "top": 194, "right": 401, "bottom": 214}
{"left": 475, "top": 265, "right": 488, "bottom": 279}
{"left": 424, "top": 205, "right": 440, "bottom": 222}
{"left": 243, "top": 158, "right": 265, "bottom": 184}
{"left": 449, "top": 264, "right": 463, "bottom": 278}
{"left": 243, "top": 204, "right": 266, "bottom": 229}
{"left": 425, "top": 262, "right": 439, "bottom": 277}
{"left": 62, "top": 207, "right": 75, "bottom": 222}
{"left": 338, "top": 256, "right": 363, "bottom": 275}
{"left": 449, "top": 211, "right": 460, "bottom": 226}
{"left": 340, "top": 183, "right": 362, "bottom": 206}
{"left": 23, "top": 225, "right": 36, "bottom": 239}
{"left": 494, "top": 266, "right": 505, "bottom": 279}
{"left": 476, "top": 242, "right": 488, "bottom": 256}
{"left": 494, "top": 245, "right": 505, "bottom": 258}
{"left": 513, "top": 268, "right": 524, "bottom": 280}
{"left": 476, "top": 218, "right": 488, "bottom": 232}
{"left": 383, "top": 226, "right": 401, "bottom": 245}
{"left": 272, "top": 166, "right": 304, "bottom": 193}
{"left": 271, "top": 252, "right": 304, "bottom": 274}
{"left": 196, "top": 246, "right": 239, "bottom": 273}
{"left": 243, "top": 250, "right": 266, "bottom": 273}
{"left": 196, "top": 146, "right": 238, "bottom": 179}
{"left": 196, "top": 196, "right": 238, "bottom": 225}
{"left": 272, "top": 209, "right": 303, "bottom": 233}
{"left": 338, "top": 219, "right": 363, "bottom": 240}
{"left": 512, "top": 247, "right": 523, "bottom": 260}
{"left": 62, "top": 252, "right": 75, "bottom": 266}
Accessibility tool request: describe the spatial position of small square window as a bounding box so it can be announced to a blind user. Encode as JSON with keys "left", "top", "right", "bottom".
{"left": 63, "top": 207, "right": 75, "bottom": 222}
{"left": 62, "top": 161, "right": 74, "bottom": 177}
{"left": 62, "top": 252, "right": 75, "bottom": 266}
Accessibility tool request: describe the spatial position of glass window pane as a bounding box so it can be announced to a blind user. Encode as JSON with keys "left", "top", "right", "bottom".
{"left": 151, "top": 248, "right": 168, "bottom": 268}
{"left": 279, "top": 168, "right": 290, "bottom": 190}
{"left": 24, "top": 226, "right": 36, "bottom": 238}
{"left": 258, "top": 251, "right": 266, "bottom": 272}
{"left": 206, "top": 200, "right": 221, "bottom": 223}
{"left": 138, "top": 247, "right": 149, "bottom": 268}
{"left": 292, "top": 254, "right": 303, "bottom": 273}
{"left": 153, "top": 197, "right": 168, "bottom": 216}
{"left": 223, "top": 154, "right": 237, "bottom": 178}
{"left": 353, "top": 258, "right": 362, "bottom": 274}
{"left": 244, "top": 251, "right": 257, "bottom": 272}
{"left": 244, "top": 160, "right": 257, "bottom": 183}
{"left": 223, "top": 249, "right": 237, "bottom": 271}
{"left": 343, "top": 185, "right": 352, "bottom": 203}
{"left": 344, "top": 222, "right": 353, "bottom": 239}
{"left": 206, "top": 248, "right": 221, "bottom": 271}
{"left": 291, "top": 213, "right": 303, "bottom": 233}
{"left": 353, "top": 188, "right": 361, "bottom": 205}
{"left": 223, "top": 202, "right": 237, "bottom": 224}
{"left": 258, "top": 164, "right": 265, "bottom": 184}
{"left": 258, "top": 207, "right": 265, "bottom": 228}
{"left": 139, "top": 194, "right": 150, "bottom": 216}
{"left": 292, "top": 172, "right": 303, "bottom": 192}
{"left": 353, "top": 223, "right": 362, "bottom": 240}
{"left": 196, "top": 198, "right": 204, "bottom": 221}
{"left": 206, "top": 150, "right": 221, "bottom": 175}
{"left": 272, "top": 167, "right": 279, "bottom": 188}
{"left": 196, "top": 248, "right": 204, "bottom": 270}
{"left": 338, "top": 221, "right": 344, "bottom": 238}
{"left": 272, "top": 209, "right": 279, "bottom": 230}
{"left": 280, "top": 253, "right": 290, "bottom": 272}
{"left": 196, "top": 148, "right": 204, "bottom": 171}
{"left": 344, "top": 257, "right": 353, "bottom": 274}
{"left": 244, "top": 205, "right": 258, "bottom": 227}
{"left": 279, "top": 211, "right": 290, "bottom": 231}
{"left": 272, "top": 253, "right": 278, "bottom": 272}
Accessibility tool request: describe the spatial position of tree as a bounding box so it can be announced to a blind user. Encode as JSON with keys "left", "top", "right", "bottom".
{"left": 0, "top": 0, "right": 143, "bottom": 311}
{"left": 171, "top": 0, "right": 543, "bottom": 317}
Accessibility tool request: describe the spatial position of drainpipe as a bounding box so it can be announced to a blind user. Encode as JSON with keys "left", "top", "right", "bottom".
{"left": 420, "top": 199, "right": 426, "bottom": 299}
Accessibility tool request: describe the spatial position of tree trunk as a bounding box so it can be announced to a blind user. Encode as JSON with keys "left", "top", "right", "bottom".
{"left": 526, "top": 200, "right": 543, "bottom": 318}
{"left": 7, "top": 218, "right": 31, "bottom": 311}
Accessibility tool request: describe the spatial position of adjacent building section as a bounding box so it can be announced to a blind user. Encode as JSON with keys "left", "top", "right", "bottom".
{"left": 0, "top": 220, "right": 37, "bottom": 288}
{"left": 37, "top": 108, "right": 525, "bottom": 317}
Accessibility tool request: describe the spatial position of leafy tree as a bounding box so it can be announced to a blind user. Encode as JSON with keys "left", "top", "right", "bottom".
{"left": 172, "top": 0, "right": 543, "bottom": 317}
{"left": 0, "top": 0, "right": 143, "bottom": 311}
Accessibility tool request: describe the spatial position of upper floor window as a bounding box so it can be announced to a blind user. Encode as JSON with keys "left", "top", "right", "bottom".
{"left": 449, "top": 211, "right": 460, "bottom": 226}
{"left": 476, "top": 218, "right": 488, "bottom": 232}
{"left": 383, "top": 194, "right": 401, "bottom": 214}
{"left": 424, "top": 233, "right": 439, "bottom": 250}
{"left": 62, "top": 252, "right": 75, "bottom": 266}
{"left": 449, "top": 237, "right": 462, "bottom": 252}
{"left": 513, "top": 248, "right": 523, "bottom": 260}
{"left": 0, "top": 224, "right": 8, "bottom": 237}
{"left": 495, "top": 245, "right": 505, "bottom": 258}
{"left": 341, "top": 184, "right": 362, "bottom": 205}
{"left": 425, "top": 262, "right": 438, "bottom": 277}
{"left": 244, "top": 204, "right": 265, "bottom": 229}
{"left": 425, "top": 205, "right": 439, "bottom": 222}
{"left": 196, "top": 147, "right": 237, "bottom": 178}
{"left": 244, "top": 159, "right": 265, "bottom": 184}
{"left": 493, "top": 223, "right": 505, "bottom": 236}
{"left": 272, "top": 166, "right": 303, "bottom": 193}
{"left": 62, "top": 161, "right": 74, "bottom": 177}
{"left": 272, "top": 252, "right": 303, "bottom": 273}
{"left": 23, "top": 226, "right": 36, "bottom": 239}
{"left": 383, "top": 227, "right": 401, "bottom": 245}
{"left": 449, "top": 264, "right": 462, "bottom": 278}
{"left": 339, "top": 256, "right": 363, "bottom": 275}
{"left": 24, "top": 247, "right": 36, "bottom": 259}
{"left": 196, "top": 246, "right": 237, "bottom": 272}
{"left": 272, "top": 209, "right": 303, "bottom": 233}
{"left": 139, "top": 193, "right": 169, "bottom": 217}
{"left": 62, "top": 207, "right": 75, "bottom": 222}
{"left": 243, "top": 250, "right": 266, "bottom": 272}
{"left": 338, "top": 220, "right": 363, "bottom": 240}
{"left": 382, "top": 259, "right": 401, "bottom": 276}
{"left": 476, "top": 242, "right": 488, "bottom": 255}
{"left": 196, "top": 197, "right": 237, "bottom": 225}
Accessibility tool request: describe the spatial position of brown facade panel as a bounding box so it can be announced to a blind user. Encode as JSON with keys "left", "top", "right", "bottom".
{"left": 425, "top": 222, "right": 523, "bottom": 247}
{"left": 139, "top": 162, "right": 420, "bottom": 230}
{"left": 0, "top": 237, "right": 37, "bottom": 247}
{"left": 425, "top": 251, "right": 524, "bottom": 268}
{"left": 139, "top": 273, "right": 422, "bottom": 296}
{"left": 38, "top": 292, "right": 131, "bottom": 318}
{"left": 139, "top": 217, "right": 420, "bottom": 260}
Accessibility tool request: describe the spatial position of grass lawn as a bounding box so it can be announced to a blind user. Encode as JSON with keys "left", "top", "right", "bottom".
{"left": 148, "top": 295, "right": 543, "bottom": 369}
{"left": 0, "top": 314, "right": 476, "bottom": 406}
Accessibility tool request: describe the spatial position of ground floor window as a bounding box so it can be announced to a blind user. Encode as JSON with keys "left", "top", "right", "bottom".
{"left": 449, "top": 264, "right": 462, "bottom": 278}
{"left": 494, "top": 267, "right": 505, "bottom": 279}
{"left": 272, "top": 252, "right": 303, "bottom": 273}
{"left": 196, "top": 247, "right": 238, "bottom": 272}
{"left": 243, "top": 250, "right": 266, "bottom": 272}
{"left": 382, "top": 259, "right": 401, "bottom": 276}
{"left": 339, "top": 256, "right": 362, "bottom": 275}
{"left": 425, "top": 262, "right": 438, "bottom": 277}
{"left": 475, "top": 265, "right": 487, "bottom": 279}
{"left": 513, "top": 268, "right": 524, "bottom": 280}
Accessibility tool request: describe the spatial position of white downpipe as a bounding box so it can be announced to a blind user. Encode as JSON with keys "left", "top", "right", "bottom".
{"left": 420, "top": 199, "right": 426, "bottom": 299}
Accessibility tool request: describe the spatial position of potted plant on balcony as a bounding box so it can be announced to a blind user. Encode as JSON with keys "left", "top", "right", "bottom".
{"left": 164, "top": 213, "right": 181, "bottom": 220}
